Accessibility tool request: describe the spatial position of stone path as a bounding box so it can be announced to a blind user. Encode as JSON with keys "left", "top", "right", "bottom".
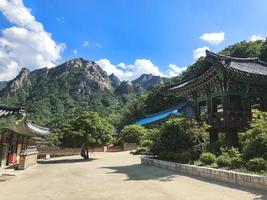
{"left": 0, "top": 151, "right": 266, "bottom": 200}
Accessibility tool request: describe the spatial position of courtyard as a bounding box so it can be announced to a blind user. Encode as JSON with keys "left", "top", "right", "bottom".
{"left": 0, "top": 151, "right": 266, "bottom": 200}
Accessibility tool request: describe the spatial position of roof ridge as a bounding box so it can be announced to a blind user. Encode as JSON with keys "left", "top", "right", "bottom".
{"left": 206, "top": 50, "right": 267, "bottom": 65}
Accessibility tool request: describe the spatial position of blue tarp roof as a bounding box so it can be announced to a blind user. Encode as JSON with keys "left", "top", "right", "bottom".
{"left": 136, "top": 101, "right": 188, "bottom": 126}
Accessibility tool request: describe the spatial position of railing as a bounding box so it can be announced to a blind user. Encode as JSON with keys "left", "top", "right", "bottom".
{"left": 199, "top": 111, "right": 252, "bottom": 129}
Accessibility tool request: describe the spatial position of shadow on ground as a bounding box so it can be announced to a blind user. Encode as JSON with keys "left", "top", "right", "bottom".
{"left": 101, "top": 164, "right": 267, "bottom": 200}
{"left": 38, "top": 158, "right": 97, "bottom": 164}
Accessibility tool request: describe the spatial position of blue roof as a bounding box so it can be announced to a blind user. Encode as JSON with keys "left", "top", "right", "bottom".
{"left": 136, "top": 101, "right": 188, "bottom": 126}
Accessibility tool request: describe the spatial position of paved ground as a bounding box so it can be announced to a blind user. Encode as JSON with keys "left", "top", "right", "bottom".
{"left": 0, "top": 151, "right": 266, "bottom": 200}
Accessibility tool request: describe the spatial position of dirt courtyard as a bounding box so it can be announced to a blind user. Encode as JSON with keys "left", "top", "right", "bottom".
{"left": 0, "top": 151, "right": 266, "bottom": 200}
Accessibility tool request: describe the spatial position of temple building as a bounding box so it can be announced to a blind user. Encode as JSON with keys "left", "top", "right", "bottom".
{"left": 170, "top": 50, "right": 267, "bottom": 146}
{"left": 0, "top": 105, "right": 50, "bottom": 168}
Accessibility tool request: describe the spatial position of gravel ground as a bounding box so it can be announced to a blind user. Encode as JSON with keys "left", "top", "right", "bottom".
{"left": 0, "top": 151, "right": 266, "bottom": 200}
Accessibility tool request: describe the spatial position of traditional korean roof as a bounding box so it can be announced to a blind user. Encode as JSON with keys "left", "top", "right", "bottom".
{"left": 135, "top": 101, "right": 188, "bottom": 126}
{"left": 0, "top": 105, "right": 22, "bottom": 118}
{"left": 170, "top": 50, "right": 267, "bottom": 93}
{"left": 0, "top": 105, "right": 50, "bottom": 138}
{"left": 6, "top": 114, "right": 50, "bottom": 137}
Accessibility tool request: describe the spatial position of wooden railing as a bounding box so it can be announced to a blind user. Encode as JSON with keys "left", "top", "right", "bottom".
{"left": 199, "top": 111, "right": 251, "bottom": 129}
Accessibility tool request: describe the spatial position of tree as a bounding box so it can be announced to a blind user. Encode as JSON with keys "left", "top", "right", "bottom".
{"left": 55, "top": 111, "right": 114, "bottom": 159}
{"left": 120, "top": 125, "right": 147, "bottom": 144}
{"left": 149, "top": 117, "right": 209, "bottom": 155}
{"left": 259, "top": 38, "right": 267, "bottom": 62}
{"left": 242, "top": 109, "right": 267, "bottom": 160}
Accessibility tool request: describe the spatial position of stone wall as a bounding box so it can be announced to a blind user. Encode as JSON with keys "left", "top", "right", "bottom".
{"left": 141, "top": 157, "right": 267, "bottom": 191}
{"left": 18, "top": 152, "right": 38, "bottom": 170}
{"left": 123, "top": 143, "right": 137, "bottom": 151}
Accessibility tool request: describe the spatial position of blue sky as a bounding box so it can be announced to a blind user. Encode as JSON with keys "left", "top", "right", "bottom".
{"left": 0, "top": 0, "right": 267, "bottom": 81}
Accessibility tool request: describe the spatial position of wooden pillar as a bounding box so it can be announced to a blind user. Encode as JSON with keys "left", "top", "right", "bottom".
{"left": 262, "top": 97, "right": 267, "bottom": 112}
{"left": 209, "top": 129, "right": 219, "bottom": 144}
{"left": 225, "top": 129, "right": 239, "bottom": 147}
{"left": 222, "top": 95, "right": 230, "bottom": 112}
{"left": 0, "top": 134, "right": 3, "bottom": 167}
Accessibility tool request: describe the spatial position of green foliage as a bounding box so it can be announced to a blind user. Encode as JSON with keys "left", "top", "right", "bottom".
{"left": 242, "top": 110, "right": 267, "bottom": 160}
{"left": 132, "top": 147, "right": 149, "bottom": 155}
{"left": 54, "top": 111, "right": 114, "bottom": 147}
{"left": 120, "top": 125, "right": 147, "bottom": 144}
{"left": 247, "top": 158, "right": 267, "bottom": 172}
{"left": 259, "top": 39, "right": 267, "bottom": 62}
{"left": 220, "top": 40, "right": 264, "bottom": 58}
{"left": 150, "top": 117, "right": 208, "bottom": 155}
{"left": 200, "top": 152, "right": 216, "bottom": 165}
{"left": 216, "top": 155, "right": 231, "bottom": 167}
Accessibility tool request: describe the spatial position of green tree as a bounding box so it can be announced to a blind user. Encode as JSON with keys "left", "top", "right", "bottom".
{"left": 55, "top": 111, "right": 114, "bottom": 159}
{"left": 242, "top": 109, "right": 267, "bottom": 160}
{"left": 150, "top": 117, "right": 208, "bottom": 155}
{"left": 259, "top": 38, "right": 267, "bottom": 62}
{"left": 120, "top": 125, "right": 147, "bottom": 144}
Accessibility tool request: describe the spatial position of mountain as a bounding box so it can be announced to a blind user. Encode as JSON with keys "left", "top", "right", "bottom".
{"left": 108, "top": 73, "right": 121, "bottom": 88}
{"left": 0, "top": 68, "right": 31, "bottom": 97}
{"left": 115, "top": 81, "right": 135, "bottom": 95}
{"left": 132, "top": 74, "right": 167, "bottom": 89}
{"left": 0, "top": 58, "right": 167, "bottom": 126}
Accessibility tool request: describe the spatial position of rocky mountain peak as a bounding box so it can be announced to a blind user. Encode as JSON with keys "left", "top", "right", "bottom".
{"left": 132, "top": 73, "right": 167, "bottom": 89}
{"left": 109, "top": 73, "right": 121, "bottom": 88}
{"left": 0, "top": 67, "right": 31, "bottom": 97}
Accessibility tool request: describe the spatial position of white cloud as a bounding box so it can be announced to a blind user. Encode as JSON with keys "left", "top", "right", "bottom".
{"left": 97, "top": 58, "right": 163, "bottom": 81}
{"left": 82, "top": 41, "right": 89, "bottom": 47}
{"left": 95, "top": 43, "right": 103, "bottom": 48}
{"left": 249, "top": 35, "right": 265, "bottom": 42}
{"left": 193, "top": 46, "right": 210, "bottom": 60}
{"left": 165, "top": 64, "right": 187, "bottom": 77}
{"left": 117, "top": 62, "right": 126, "bottom": 69}
{"left": 73, "top": 49, "right": 78, "bottom": 54}
{"left": 200, "top": 32, "right": 225, "bottom": 45}
{"left": 97, "top": 58, "right": 186, "bottom": 80}
{"left": 56, "top": 17, "right": 64, "bottom": 23}
{"left": 0, "top": 0, "right": 65, "bottom": 81}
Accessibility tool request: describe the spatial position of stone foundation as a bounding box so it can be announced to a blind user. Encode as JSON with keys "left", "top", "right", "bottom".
{"left": 18, "top": 151, "right": 38, "bottom": 170}
{"left": 141, "top": 156, "right": 267, "bottom": 191}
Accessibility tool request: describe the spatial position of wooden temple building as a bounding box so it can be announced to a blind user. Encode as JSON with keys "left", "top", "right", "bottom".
{"left": 170, "top": 50, "right": 267, "bottom": 147}
{"left": 0, "top": 105, "right": 50, "bottom": 168}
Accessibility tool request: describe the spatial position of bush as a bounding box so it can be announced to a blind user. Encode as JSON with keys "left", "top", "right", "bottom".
{"left": 120, "top": 125, "right": 147, "bottom": 144}
{"left": 132, "top": 147, "right": 149, "bottom": 155}
{"left": 216, "top": 155, "right": 231, "bottom": 167}
{"left": 158, "top": 151, "right": 168, "bottom": 160}
{"left": 242, "top": 110, "right": 267, "bottom": 160}
{"left": 200, "top": 152, "right": 216, "bottom": 165}
{"left": 178, "top": 151, "right": 192, "bottom": 163}
{"left": 141, "top": 139, "right": 152, "bottom": 148}
{"left": 247, "top": 158, "right": 267, "bottom": 172}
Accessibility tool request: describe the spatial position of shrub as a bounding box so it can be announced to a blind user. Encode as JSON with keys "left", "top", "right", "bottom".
{"left": 178, "top": 151, "right": 192, "bottom": 163}
{"left": 242, "top": 110, "right": 267, "bottom": 160}
{"left": 141, "top": 139, "right": 152, "bottom": 148}
{"left": 166, "top": 152, "right": 176, "bottom": 160}
{"left": 200, "top": 152, "right": 216, "bottom": 165}
{"left": 247, "top": 158, "right": 267, "bottom": 172}
{"left": 158, "top": 151, "right": 168, "bottom": 160}
{"left": 133, "top": 147, "right": 149, "bottom": 155}
{"left": 216, "top": 155, "right": 231, "bottom": 167}
{"left": 154, "top": 118, "right": 209, "bottom": 153}
{"left": 120, "top": 125, "right": 147, "bottom": 144}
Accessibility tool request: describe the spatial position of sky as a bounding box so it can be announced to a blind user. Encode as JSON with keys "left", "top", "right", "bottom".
{"left": 0, "top": 0, "right": 267, "bottom": 81}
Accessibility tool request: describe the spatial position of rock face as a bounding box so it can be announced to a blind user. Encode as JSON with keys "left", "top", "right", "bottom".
{"left": 109, "top": 73, "right": 121, "bottom": 88}
{"left": 115, "top": 81, "right": 135, "bottom": 95}
{"left": 48, "top": 58, "right": 111, "bottom": 92}
{"left": 0, "top": 68, "right": 31, "bottom": 97}
{"left": 132, "top": 73, "right": 167, "bottom": 89}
